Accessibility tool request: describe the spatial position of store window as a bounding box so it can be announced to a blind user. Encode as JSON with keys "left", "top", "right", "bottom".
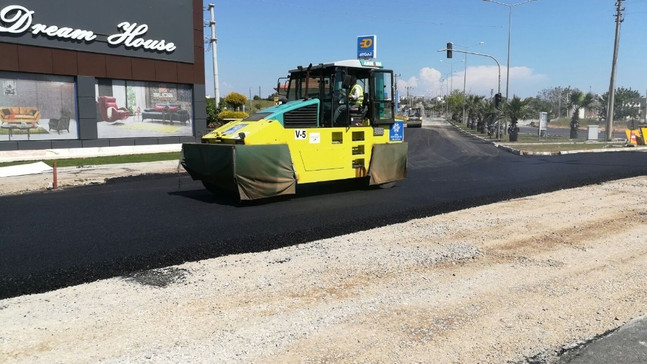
{"left": 96, "top": 80, "right": 193, "bottom": 138}
{"left": 0, "top": 71, "right": 77, "bottom": 141}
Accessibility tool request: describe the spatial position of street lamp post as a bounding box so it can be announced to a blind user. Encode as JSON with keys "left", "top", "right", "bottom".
{"left": 442, "top": 76, "right": 449, "bottom": 114}
{"left": 438, "top": 45, "right": 503, "bottom": 135}
{"left": 394, "top": 73, "right": 401, "bottom": 112}
{"left": 439, "top": 49, "right": 502, "bottom": 120}
{"left": 406, "top": 86, "right": 414, "bottom": 107}
{"left": 454, "top": 42, "right": 484, "bottom": 124}
{"left": 483, "top": 0, "right": 538, "bottom": 101}
{"left": 440, "top": 59, "right": 464, "bottom": 94}
{"left": 208, "top": 3, "right": 220, "bottom": 108}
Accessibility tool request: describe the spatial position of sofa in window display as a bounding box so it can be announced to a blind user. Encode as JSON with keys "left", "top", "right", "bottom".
{"left": 141, "top": 103, "right": 190, "bottom": 124}
{"left": 97, "top": 96, "right": 130, "bottom": 123}
{"left": 0, "top": 106, "right": 41, "bottom": 126}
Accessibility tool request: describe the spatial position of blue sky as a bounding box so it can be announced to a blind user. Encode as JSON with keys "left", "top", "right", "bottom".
{"left": 202, "top": 0, "right": 647, "bottom": 100}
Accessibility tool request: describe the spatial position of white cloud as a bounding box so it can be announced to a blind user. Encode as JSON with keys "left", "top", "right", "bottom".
{"left": 397, "top": 76, "right": 418, "bottom": 89}
{"left": 409, "top": 65, "right": 546, "bottom": 98}
{"left": 396, "top": 76, "right": 418, "bottom": 98}
{"left": 505, "top": 66, "right": 547, "bottom": 98}
{"left": 397, "top": 68, "right": 444, "bottom": 98}
{"left": 419, "top": 67, "right": 442, "bottom": 86}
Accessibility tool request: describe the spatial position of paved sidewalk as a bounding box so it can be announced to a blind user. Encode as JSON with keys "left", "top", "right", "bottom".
{"left": 0, "top": 144, "right": 181, "bottom": 164}
{"left": 0, "top": 144, "right": 183, "bottom": 196}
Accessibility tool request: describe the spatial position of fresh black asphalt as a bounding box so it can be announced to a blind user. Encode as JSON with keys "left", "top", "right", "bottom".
{"left": 557, "top": 315, "right": 647, "bottom": 364}
{"left": 2, "top": 125, "right": 647, "bottom": 300}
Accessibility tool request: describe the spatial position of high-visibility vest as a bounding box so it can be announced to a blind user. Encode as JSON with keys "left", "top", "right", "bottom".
{"left": 350, "top": 84, "right": 364, "bottom": 106}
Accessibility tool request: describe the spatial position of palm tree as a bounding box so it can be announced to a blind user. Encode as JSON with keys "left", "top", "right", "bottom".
{"left": 502, "top": 96, "right": 531, "bottom": 142}
{"left": 481, "top": 101, "right": 498, "bottom": 135}
{"left": 569, "top": 90, "right": 595, "bottom": 139}
{"left": 446, "top": 90, "right": 464, "bottom": 123}
{"left": 465, "top": 95, "right": 485, "bottom": 130}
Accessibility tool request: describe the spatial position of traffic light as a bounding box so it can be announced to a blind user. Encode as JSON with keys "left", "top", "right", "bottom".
{"left": 446, "top": 42, "right": 453, "bottom": 58}
{"left": 494, "top": 93, "right": 502, "bottom": 109}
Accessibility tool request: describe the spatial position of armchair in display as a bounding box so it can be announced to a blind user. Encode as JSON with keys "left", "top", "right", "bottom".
{"left": 97, "top": 96, "right": 130, "bottom": 122}
{"left": 48, "top": 108, "right": 72, "bottom": 134}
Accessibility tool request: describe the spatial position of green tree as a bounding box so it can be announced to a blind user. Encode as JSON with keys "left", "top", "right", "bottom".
{"left": 502, "top": 96, "right": 532, "bottom": 141}
{"left": 536, "top": 86, "right": 572, "bottom": 119}
{"left": 475, "top": 96, "right": 493, "bottom": 133}
{"left": 600, "top": 87, "right": 641, "bottom": 122}
{"left": 482, "top": 101, "right": 499, "bottom": 137}
{"left": 446, "top": 90, "right": 464, "bottom": 122}
{"left": 569, "top": 90, "right": 595, "bottom": 139}
{"left": 465, "top": 95, "right": 485, "bottom": 130}
{"left": 224, "top": 92, "right": 247, "bottom": 111}
{"left": 431, "top": 98, "right": 447, "bottom": 116}
{"left": 206, "top": 97, "right": 223, "bottom": 128}
{"left": 525, "top": 96, "right": 551, "bottom": 120}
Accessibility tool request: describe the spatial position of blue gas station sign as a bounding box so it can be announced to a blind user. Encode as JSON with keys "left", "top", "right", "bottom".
{"left": 357, "top": 35, "right": 377, "bottom": 59}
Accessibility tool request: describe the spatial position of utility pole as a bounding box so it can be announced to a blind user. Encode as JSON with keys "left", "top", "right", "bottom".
{"left": 394, "top": 74, "right": 401, "bottom": 112}
{"left": 445, "top": 78, "right": 450, "bottom": 114}
{"left": 483, "top": 0, "right": 538, "bottom": 101}
{"left": 406, "top": 86, "right": 414, "bottom": 107}
{"left": 606, "top": 0, "right": 624, "bottom": 141}
{"left": 208, "top": 4, "right": 220, "bottom": 108}
{"left": 463, "top": 53, "right": 468, "bottom": 123}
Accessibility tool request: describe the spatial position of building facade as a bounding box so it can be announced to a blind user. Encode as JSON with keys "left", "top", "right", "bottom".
{"left": 0, "top": 0, "right": 206, "bottom": 151}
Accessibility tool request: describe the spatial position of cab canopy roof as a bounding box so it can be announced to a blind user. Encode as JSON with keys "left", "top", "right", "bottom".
{"left": 288, "top": 59, "right": 384, "bottom": 74}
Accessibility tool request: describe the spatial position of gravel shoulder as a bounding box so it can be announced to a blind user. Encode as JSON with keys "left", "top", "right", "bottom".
{"left": 2, "top": 174, "right": 647, "bottom": 363}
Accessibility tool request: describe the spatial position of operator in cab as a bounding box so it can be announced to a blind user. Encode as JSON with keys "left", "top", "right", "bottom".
{"left": 334, "top": 75, "right": 365, "bottom": 126}
{"left": 348, "top": 75, "right": 364, "bottom": 108}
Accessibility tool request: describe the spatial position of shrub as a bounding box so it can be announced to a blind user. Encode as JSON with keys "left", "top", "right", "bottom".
{"left": 206, "top": 98, "right": 222, "bottom": 124}
{"left": 218, "top": 110, "right": 248, "bottom": 121}
{"left": 224, "top": 92, "right": 247, "bottom": 110}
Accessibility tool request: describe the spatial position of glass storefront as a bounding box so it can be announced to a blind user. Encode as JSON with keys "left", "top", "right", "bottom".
{"left": 95, "top": 79, "right": 194, "bottom": 139}
{"left": 0, "top": 72, "right": 196, "bottom": 142}
{"left": 0, "top": 71, "right": 77, "bottom": 141}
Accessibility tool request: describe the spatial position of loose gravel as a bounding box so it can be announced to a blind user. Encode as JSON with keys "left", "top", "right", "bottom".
{"left": 1, "top": 176, "right": 647, "bottom": 363}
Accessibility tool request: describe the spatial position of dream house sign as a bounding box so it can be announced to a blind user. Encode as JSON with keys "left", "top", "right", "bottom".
{"left": 0, "top": 0, "right": 192, "bottom": 63}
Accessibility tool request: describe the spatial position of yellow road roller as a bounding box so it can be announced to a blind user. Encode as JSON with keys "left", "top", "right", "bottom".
{"left": 181, "top": 60, "right": 407, "bottom": 200}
